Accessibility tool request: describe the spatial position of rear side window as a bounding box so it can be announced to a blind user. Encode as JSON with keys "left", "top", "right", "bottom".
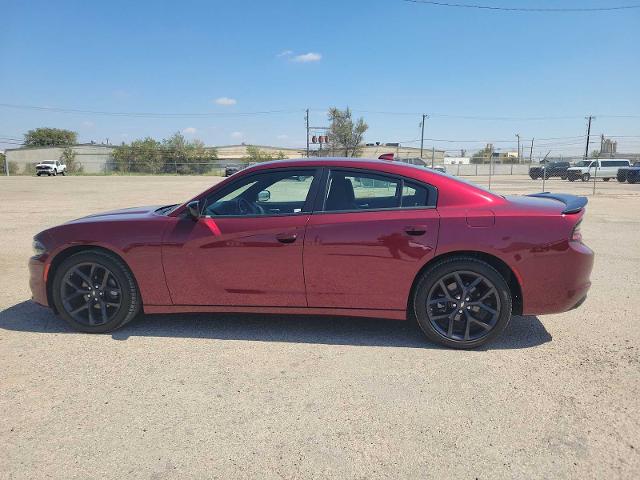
{"left": 323, "top": 169, "right": 435, "bottom": 212}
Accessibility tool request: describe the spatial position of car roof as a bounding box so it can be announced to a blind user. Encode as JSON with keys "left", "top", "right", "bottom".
{"left": 171, "top": 157, "right": 504, "bottom": 216}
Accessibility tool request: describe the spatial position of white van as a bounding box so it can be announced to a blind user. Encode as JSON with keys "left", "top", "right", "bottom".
{"left": 566, "top": 159, "right": 631, "bottom": 182}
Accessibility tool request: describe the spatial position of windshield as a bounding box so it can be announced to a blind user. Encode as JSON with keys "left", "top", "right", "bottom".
{"left": 42, "top": 161, "right": 55, "bottom": 164}
{"left": 574, "top": 161, "right": 593, "bottom": 167}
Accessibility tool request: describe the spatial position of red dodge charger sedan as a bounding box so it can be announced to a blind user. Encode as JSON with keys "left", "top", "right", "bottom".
{"left": 29, "top": 158, "right": 594, "bottom": 348}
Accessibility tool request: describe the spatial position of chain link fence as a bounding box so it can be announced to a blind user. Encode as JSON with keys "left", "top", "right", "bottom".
{"left": 5, "top": 154, "right": 639, "bottom": 197}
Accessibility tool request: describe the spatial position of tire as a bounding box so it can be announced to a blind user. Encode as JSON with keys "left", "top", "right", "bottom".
{"left": 629, "top": 178, "right": 638, "bottom": 184}
{"left": 52, "top": 170, "right": 57, "bottom": 176}
{"left": 617, "top": 177, "right": 626, "bottom": 183}
{"left": 568, "top": 177, "right": 575, "bottom": 182}
{"left": 561, "top": 175, "right": 567, "bottom": 180}
{"left": 47, "top": 173, "right": 51, "bottom": 176}
{"left": 51, "top": 250, "right": 141, "bottom": 333}
{"left": 412, "top": 257, "right": 512, "bottom": 349}
{"left": 581, "top": 173, "right": 590, "bottom": 182}
{"left": 61, "top": 170, "right": 66, "bottom": 176}
{"left": 37, "top": 173, "right": 41, "bottom": 177}
{"left": 603, "top": 178, "right": 610, "bottom": 182}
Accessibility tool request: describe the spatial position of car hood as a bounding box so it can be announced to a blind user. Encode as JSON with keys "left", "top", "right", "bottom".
{"left": 65, "top": 205, "right": 163, "bottom": 224}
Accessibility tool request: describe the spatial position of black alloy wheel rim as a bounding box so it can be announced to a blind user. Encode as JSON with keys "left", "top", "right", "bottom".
{"left": 426, "top": 271, "right": 501, "bottom": 342}
{"left": 61, "top": 262, "right": 122, "bottom": 326}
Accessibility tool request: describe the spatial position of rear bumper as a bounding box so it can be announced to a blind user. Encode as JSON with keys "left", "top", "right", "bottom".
{"left": 28, "top": 256, "right": 49, "bottom": 307}
{"left": 521, "top": 241, "right": 594, "bottom": 316}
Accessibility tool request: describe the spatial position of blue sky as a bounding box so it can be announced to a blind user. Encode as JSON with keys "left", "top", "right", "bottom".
{"left": 1, "top": 0, "right": 639, "bottom": 157}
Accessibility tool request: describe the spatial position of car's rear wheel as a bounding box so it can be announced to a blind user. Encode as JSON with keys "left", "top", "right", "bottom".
{"left": 603, "top": 177, "right": 610, "bottom": 182}
{"left": 52, "top": 250, "right": 141, "bottom": 333}
{"left": 568, "top": 177, "right": 575, "bottom": 182}
{"left": 412, "top": 257, "right": 512, "bottom": 349}
{"left": 581, "top": 173, "right": 590, "bottom": 182}
{"left": 61, "top": 171, "right": 66, "bottom": 176}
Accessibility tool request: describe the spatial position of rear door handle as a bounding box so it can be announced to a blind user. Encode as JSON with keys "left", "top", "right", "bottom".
{"left": 404, "top": 226, "right": 427, "bottom": 236}
{"left": 276, "top": 233, "right": 297, "bottom": 244}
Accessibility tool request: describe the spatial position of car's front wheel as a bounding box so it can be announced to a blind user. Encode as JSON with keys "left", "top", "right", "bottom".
{"left": 51, "top": 250, "right": 141, "bottom": 333}
{"left": 412, "top": 257, "right": 512, "bottom": 349}
{"left": 582, "top": 173, "right": 590, "bottom": 182}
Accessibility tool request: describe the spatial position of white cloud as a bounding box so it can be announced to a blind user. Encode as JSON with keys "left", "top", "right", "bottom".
{"left": 215, "top": 97, "right": 237, "bottom": 106}
{"left": 292, "top": 52, "right": 322, "bottom": 63}
{"left": 230, "top": 131, "right": 243, "bottom": 139}
{"left": 277, "top": 134, "right": 289, "bottom": 140}
{"left": 81, "top": 120, "right": 95, "bottom": 128}
{"left": 182, "top": 127, "right": 197, "bottom": 135}
{"left": 277, "top": 50, "right": 293, "bottom": 57}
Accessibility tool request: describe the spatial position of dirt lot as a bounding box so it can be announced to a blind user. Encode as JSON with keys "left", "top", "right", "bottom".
{"left": 1, "top": 174, "right": 639, "bottom": 479}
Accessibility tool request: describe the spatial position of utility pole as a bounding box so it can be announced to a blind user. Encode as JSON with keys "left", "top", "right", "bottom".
{"left": 584, "top": 115, "right": 594, "bottom": 160}
{"left": 529, "top": 138, "right": 534, "bottom": 163}
{"left": 305, "top": 109, "right": 310, "bottom": 158}
{"left": 431, "top": 146, "right": 435, "bottom": 168}
{"left": 420, "top": 114, "right": 428, "bottom": 158}
{"left": 515, "top": 134, "right": 521, "bottom": 163}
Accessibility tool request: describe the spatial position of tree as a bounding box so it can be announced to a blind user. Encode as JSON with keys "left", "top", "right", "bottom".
{"left": 24, "top": 128, "right": 77, "bottom": 147}
{"left": 590, "top": 150, "right": 601, "bottom": 159}
{"left": 60, "top": 147, "right": 84, "bottom": 173}
{"left": 112, "top": 133, "right": 218, "bottom": 174}
{"left": 471, "top": 146, "right": 493, "bottom": 164}
{"left": 242, "top": 145, "right": 274, "bottom": 163}
{"left": 112, "top": 137, "right": 164, "bottom": 173}
{"left": 327, "top": 107, "right": 368, "bottom": 157}
{"left": 163, "top": 132, "right": 218, "bottom": 174}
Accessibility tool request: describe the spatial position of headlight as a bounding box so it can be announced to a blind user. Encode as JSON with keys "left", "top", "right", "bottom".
{"left": 32, "top": 239, "right": 46, "bottom": 256}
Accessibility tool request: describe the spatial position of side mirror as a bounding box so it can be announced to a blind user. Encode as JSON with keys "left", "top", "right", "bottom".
{"left": 257, "top": 190, "right": 271, "bottom": 202}
{"left": 187, "top": 200, "right": 200, "bottom": 220}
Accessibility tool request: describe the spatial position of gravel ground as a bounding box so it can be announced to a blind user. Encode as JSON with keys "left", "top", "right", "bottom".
{"left": 1, "top": 174, "right": 639, "bottom": 479}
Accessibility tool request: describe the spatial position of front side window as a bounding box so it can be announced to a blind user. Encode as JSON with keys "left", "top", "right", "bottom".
{"left": 323, "top": 170, "right": 434, "bottom": 212}
{"left": 203, "top": 170, "right": 316, "bottom": 217}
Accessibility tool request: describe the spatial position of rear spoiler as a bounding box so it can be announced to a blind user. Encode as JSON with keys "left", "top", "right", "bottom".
{"left": 527, "top": 192, "right": 588, "bottom": 214}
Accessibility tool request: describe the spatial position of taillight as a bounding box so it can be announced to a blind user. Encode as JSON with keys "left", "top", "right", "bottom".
{"left": 571, "top": 219, "right": 583, "bottom": 243}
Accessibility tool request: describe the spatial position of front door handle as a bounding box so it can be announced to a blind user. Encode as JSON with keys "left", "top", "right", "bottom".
{"left": 276, "top": 233, "right": 297, "bottom": 244}
{"left": 404, "top": 226, "right": 427, "bottom": 236}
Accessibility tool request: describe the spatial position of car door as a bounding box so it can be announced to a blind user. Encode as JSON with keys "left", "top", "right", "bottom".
{"left": 162, "top": 168, "right": 321, "bottom": 306}
{"left": 303, "top": 168, "right": 440, "bottom": 311}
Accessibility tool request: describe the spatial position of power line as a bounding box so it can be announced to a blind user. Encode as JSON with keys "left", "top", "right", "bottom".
{"left": 402, "top": 0, "right": 640, "bottom": 12}
{"left": 0, "top": 103, "right": 304, "bottom": 118}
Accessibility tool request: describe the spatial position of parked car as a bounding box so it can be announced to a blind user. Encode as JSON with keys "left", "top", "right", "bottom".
{"left": 225, "top": 163, "right": 256, "bottom": 177}
{"left": 529, "top": 161, "right": 571, "bottom": 180}
{"left": 29, "top": 158, "right": 593, "bottom": 349}
{"left": 616, "top": 162, "right": 640, "bottom": 182}
{"left": 625, "top": 165, "right": 640, "bottom": 184}
{"left": 35, "top": 160, "right": 66, "bottom": 176}
{"left": 566, "top": 159, "right": 631, "bottom": 182}
{"left": 398, "top": 157, "right": 447, "bottom": 173}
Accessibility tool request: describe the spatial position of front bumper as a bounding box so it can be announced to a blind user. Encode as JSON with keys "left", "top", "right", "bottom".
{"left": 566, "top": 170, "right": 583, "bottom": 180}
{"left": 29, "top": 255, "right": 49, "bottom": 307}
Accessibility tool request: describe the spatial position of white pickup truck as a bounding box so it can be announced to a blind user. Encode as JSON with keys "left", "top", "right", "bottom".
{"left": 35, "top": 160, "right": 66, "bottom": 176}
